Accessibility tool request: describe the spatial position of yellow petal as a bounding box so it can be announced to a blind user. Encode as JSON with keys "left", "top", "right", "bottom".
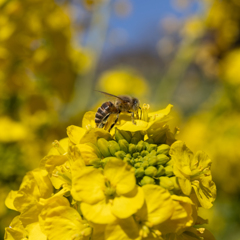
{"left": 116, "top": 117, "right": 149, "bottom": 132}
{"left": 14, "top": 169, "right": 53, "bottom": 212}
{"left": 67, "top": 125, "right": 86, "bottom": 144}
{"left": 111, "top": 186, "right": 144, "bottom": 219}
{"left": 141, "top": 185, "right": 174, "bottom": 225}
{"left": 40, "top": 196, "right": 88, "bottom": 240}
{"left": 148, "top": 104, "right": 173, "bottom": 121}
{"left": 47, "top": 138, "right": 69, "bottom": 156}
{"left": 82, "top": 111, "right": 96, "bottom": 130}
{"left": 75, "top": 143, "right": 99, "bottom": 165}
{"left": 81, "top": 200, "right": 116, "bottom": 224}
{"left": 171, "top": 195, "right": 194, "bottom": 205}
{"left": 71, "top": 167, "right": 105, "bottom": 204}
{"left": 104, "top": 158, "right": 136, "bottom": 195}
{"left": 5, "top": 190, "right": 18, "bottom": 211}
{"left": 40, "top": 155, "right": 68, "bottom": 175}
{"left": 26, "top": 223, "right": 47, "bottom": 240}
{"left": 192, "top": 180, "right": 216, "bottom": 209}
{"left": 80, "top": 128, "right": 112, "bottom": 144}
{"left": 178, "top": 177, "right": 192, "bottom": 196}
{"left": 170, "top": 141, "right": 193, "bottom": 177}
{"left": 4, "top": 216, "right": 27, "bottom": 240}
{"left": 105, "top": 218, "right": 140, "bottom": 240}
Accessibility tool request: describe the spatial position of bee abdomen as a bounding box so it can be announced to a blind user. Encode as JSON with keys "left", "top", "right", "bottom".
{"left": 95, "top": 101, "right": 114, "bottom": 126}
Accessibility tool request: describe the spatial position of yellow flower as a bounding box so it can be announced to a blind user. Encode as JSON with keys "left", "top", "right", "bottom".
{"left": 116, "top": 104, "right": 173, "bottom": 133}
{"left": 170, "top": 141, "right": 216, "bottom": 209}
{"left": 105, "top": 185, "right": 174, "bottom": 239}
{"left": 158, "top": 195, "right": 195, "bottom": 235}
{"left": 4, "top": 105, "right": 216, "bottom": 240}
{"left": 5, "top": 216, "right": 47, "bottom": 240}
{"left": 5, "top": 168, "right": 53, "bottom": 226}
{"left": 165, "top": 226, "right": 216, "bottom": 240}
{"left": 71, "top": 158, "right": 144, "bottom": 224}
{"left": 39, "top": 196, "right": 91, "bottom": 240}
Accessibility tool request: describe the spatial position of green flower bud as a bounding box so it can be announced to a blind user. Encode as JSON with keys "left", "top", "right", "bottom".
{"left": 123, "top": 157, "right": 131, "bottom": 164}
{"left": 145, "top": 166, "right": 158, "bottom": 177}
{"left": 156, "top": 154, "right": 170, "bottom": 165}
{"left": 141, "top": 161, "right": 149, "bottom": 169}
{"left": 155, "top": 165, "right": 165, "bottom": 177}
{"left": 130, "top": 159, "right": 135, "bottom": 165}
{"left": 140, "top": 176, "right": 155, "bottom": 185}
{"left": 135, "top": 167, "right": 145, "bottom": 178}
{"left": 165, "top": 165, "right": 174, "bottom": 177}
{"left": 101, "top": 157, "right": 116, "bottom": 167}
{"left": 115, "top": 128, "right": 125, "bottom": 142}
{"left": 144, "top": 142, "right": 150, "bottom": 150}
{"left": 132, "top": 131, "right": 144, "bottom": 141}
{"left": 129, "top": 144, "right": 136, "bottom": 154}
{"left": 120, "top": 130, "right": 132, "bottom": 143}
{"left": 115, "top": 129, "right": 132, "bottom": 143}
{"left": 118, "top": 139, "right": 129, "bottom": 153}
{"left": 148, "top": 156, "right": 158, "bottom": 166}
{"left": 131, "top": 137, "right": 139, "bottom": 145}
{"left": 159, "top": 176, "right": 174, "bottom": 190}
{"left": 145, "top": 138, "right": 154, "bottom": 144}
{"left": 134, "top": 162, "right": 142, "bottom": 168}
{"left": 108, "top": 141, "right": 120, "bottom": 156}
{"left": 141, "top": 150, "right": 149, "bottom": 157}
{"left": 114, "top": 151, "right": 126, "bottom": 159}
{"left": 153, "top": 130, "right": 166, "bottom": 144}
{"left": 157, "top": 144, "right": 170, "bottom": 155}
{"left": 132, "top": 152, "right": 139, "bottom": 158}
{"left": 169, "top": 177, "right": 181, "bottom": 193}
{"left": 97, "top": 138, "right": 111, "bottom": 157}
{"left": 85, "top": 143, "right": 102, "bottom": 158}
{"left": 136, "top": 140, "right": 145, "bottom": 152}
{"left": 166, "top": 159, "right": 173, "bottom": 166}
{"left": 89, "top": 158, "right": 102, "bottom": 168}
{"left": 149, "top": 150, "right": 157, "bottom": 156}
{"left": 147, "top": 144, "right": 157, "bottom": 152}
{"left": 126, "top": 153, "right": 131, "bottom": 158}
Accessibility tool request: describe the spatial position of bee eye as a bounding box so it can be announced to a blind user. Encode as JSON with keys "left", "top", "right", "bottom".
{"left": 133, "top": 99, "right": 138, "bottom": 105}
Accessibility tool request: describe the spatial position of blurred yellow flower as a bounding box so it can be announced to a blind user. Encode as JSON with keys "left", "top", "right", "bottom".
{"left": 221, "top": 48, "right": 240, "bottom": 85}
{"left": 0, "top": 117, "right": 27, "bottom": 142}
{"left": 97, "top": 68, "right": 149, "bottom": 97}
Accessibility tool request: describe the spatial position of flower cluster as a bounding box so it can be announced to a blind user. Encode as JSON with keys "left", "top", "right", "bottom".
{"left": 5, "top": 104, "right": 216, "bottom": 240}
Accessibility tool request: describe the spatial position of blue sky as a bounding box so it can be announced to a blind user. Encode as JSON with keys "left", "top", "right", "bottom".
{"left": 104, "top": 0, "right": 202, "bottom": 54}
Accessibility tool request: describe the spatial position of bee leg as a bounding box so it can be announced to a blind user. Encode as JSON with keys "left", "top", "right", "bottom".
{"left": 138, "top": 107, "right": 142, "bottom": 120}
{"left": 98, "top": 113, "right": 111, "bottom": 128}
{"left": 128, "top": 112, "right": 136, "bottom": 125}
{"left": 109, "top": 113, "right": 120, "bottom": 132}
{"left": 132, "top": 112, "right": 136, "bottom": 125}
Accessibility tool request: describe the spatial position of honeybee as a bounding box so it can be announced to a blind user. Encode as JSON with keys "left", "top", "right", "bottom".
{"left": 95, "top": 91, "right": 142, "bottom": 131}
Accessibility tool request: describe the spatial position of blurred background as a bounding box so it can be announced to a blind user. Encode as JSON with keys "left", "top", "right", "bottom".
{"left": 1, "top": 0, "right": 240, "bottom": 239}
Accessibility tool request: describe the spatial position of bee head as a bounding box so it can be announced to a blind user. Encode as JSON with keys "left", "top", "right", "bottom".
{"left": 132, "top": 98, "right": 140, "bottom": 111}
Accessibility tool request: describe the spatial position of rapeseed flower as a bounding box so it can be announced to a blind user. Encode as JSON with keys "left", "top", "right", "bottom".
{"left": 5, "top": 104, "right": 216, "bottom": 240}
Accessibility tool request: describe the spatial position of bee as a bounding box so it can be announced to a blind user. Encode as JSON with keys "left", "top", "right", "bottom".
{"left": 95, "top": 91, "right": 142, "bottom": 131}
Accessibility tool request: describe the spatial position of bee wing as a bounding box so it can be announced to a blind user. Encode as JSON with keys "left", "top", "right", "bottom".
{"left": 95, "top": 90, "right": 125, "bottom": 102}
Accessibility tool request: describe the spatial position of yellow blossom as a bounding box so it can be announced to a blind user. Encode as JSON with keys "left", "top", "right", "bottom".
{"left": 170, "top": 141, "right": 216, "bottom": 209}
{"left": 71, "top": 158, "right": 144, "bottom": 224}
{"left": 39, "top": 196, "right": 91, "bottom": 240}
{"left": 4, "top": 105, "right": 216, "bottom": 240}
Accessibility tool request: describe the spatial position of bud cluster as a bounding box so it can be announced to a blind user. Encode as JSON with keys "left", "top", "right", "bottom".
{"left": 94, "top": 128, "right": 180, "bottom": 193}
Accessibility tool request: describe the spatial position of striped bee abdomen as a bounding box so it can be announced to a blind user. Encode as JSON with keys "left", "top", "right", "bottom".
{"left": 95, "top": 101, "right": 115, "bottom": 127}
